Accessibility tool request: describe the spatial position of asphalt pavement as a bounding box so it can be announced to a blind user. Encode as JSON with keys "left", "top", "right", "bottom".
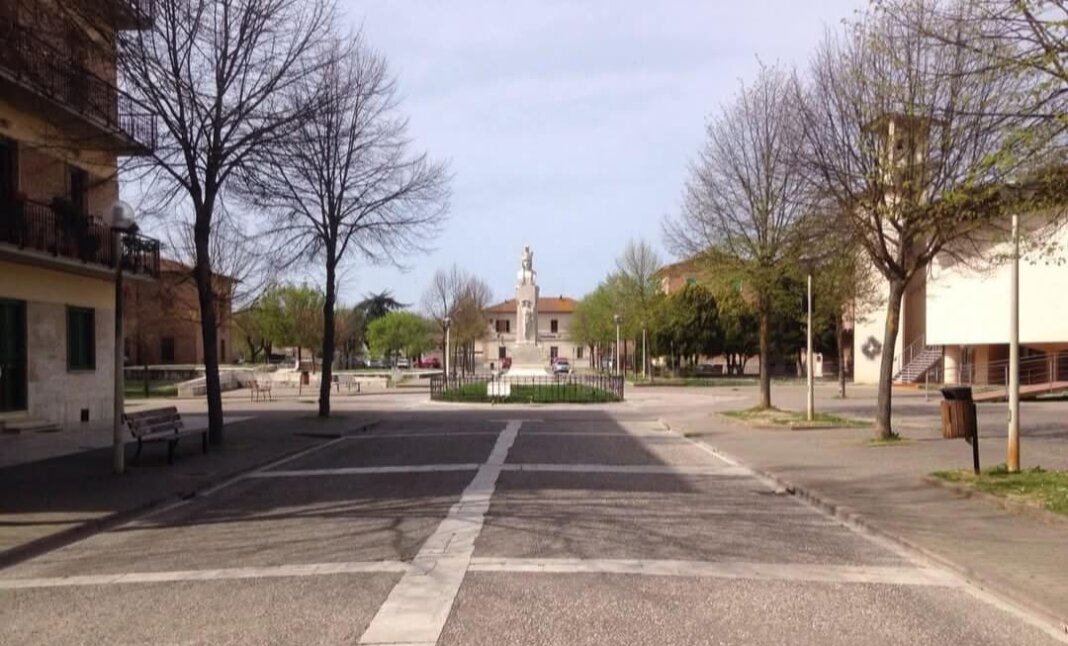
{"left": 2, "top": 405, "right": 1064, "bottom": 645}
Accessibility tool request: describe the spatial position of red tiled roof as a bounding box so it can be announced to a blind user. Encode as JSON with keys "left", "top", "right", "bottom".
{"left": 485, "top": 296, "right": 577, "bottom": 314}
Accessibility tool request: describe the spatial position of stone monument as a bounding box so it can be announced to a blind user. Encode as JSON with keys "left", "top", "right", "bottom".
{"left": 505, "top": 245, "right": 548, "bottom": 376}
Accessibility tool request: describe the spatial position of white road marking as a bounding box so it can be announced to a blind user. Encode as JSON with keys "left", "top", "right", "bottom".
{"left": 467, "top": 557, "right": 958, "bottom": 587}
{"left": 500, "top": 463, "right": 750, "bottom": 476}
{"left": 358, "top": 420, "right": 522, "bottom": 646}
{"left": 250, "top": 464, "right": 482, "bottom": 477}
{"left": 0, "top": 561, "right": 410, "bottom": 589}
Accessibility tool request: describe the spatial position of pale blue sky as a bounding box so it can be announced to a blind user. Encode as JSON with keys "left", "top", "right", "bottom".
{"left": 315, "top": 1, "right": 867, "bottom": 307}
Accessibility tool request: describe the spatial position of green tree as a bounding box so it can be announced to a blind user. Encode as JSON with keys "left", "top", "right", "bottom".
{"left": 666, "top": 65, "right": 810, "bottom": 409}
{"left": 657, "top": 284, "right": 721, "bottom": 372}
{"left": 358, "top": 291, "right": 408, "bottom": 324}
{"left": 570, "top": 283, "right": 617, "bottom": 369}
{"left": 366, "top": 311, "right": 432, "bottom": 363}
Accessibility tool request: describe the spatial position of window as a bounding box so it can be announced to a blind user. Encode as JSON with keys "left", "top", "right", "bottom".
{"left": 67, "top": 307, "right": 95, "bottom": 371}
{"left": 67, "top": 165, "right": 88, "bottom": 213}
{"left": 550, "top": 346, "right": 558, "bottom": 360}
{"left": 161, "top": 337, "right": 175, "bottom": 363}
{"left": 550, "top": 319, "right": 558, "bottom": 333}
{"left": 576, "top": 346, "right": 584, "bottom": 360}
{"left": 505, "top": 319, "right": 510, "bottom": 333}
{"left": 498, "top": 346, "right": 506, "bottom": 359}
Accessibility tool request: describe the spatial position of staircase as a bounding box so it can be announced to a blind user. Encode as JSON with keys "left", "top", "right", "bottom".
{"left": 893, "top": 336, "right": 943, "bottom": 383}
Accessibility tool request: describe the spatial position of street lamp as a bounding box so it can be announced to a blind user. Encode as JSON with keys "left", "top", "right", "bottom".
{"left": 443, "top": 316, "right": 452, "bottom": 380}
{"left": 110, "top": 201, "right": 136, "bottom": 475}
{"left": 612, "top": 314, "right": 622, "bottom": 376}
{"left": 1008, "top": 213, "right": 1020, "bottom": 471}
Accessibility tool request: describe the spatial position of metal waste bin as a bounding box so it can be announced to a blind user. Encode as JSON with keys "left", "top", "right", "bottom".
{"left": 940, "top": 386, "right": 975, "bottom": 439}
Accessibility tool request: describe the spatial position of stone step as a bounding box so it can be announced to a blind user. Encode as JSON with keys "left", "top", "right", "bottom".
{"left": 1, "top": 417, "right": 61, "bottom": 434}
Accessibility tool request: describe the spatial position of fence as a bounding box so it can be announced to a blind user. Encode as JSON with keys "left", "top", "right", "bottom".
{"left": 430, "top": 373, "right": 624, "bottom": 403}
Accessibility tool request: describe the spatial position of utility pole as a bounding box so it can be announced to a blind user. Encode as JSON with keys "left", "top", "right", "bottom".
{"left": 1008, "top": 214, "right": 1020, "bottom": 472}
{"left": 807, "top": 271, "right": 814, "bottom": 422}
{"left": 444, "top": 316, "right": 451, "bottom": 382}
{"left": 642, "top": 326, "right": 648, "bottom": 379}
{"left": 613, "top": 314, "right": 622, "bottom": 377}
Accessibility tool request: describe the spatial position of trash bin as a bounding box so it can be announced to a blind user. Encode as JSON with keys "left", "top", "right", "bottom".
{"left": 940, "top": 386, "right": 976, "bottom": 439}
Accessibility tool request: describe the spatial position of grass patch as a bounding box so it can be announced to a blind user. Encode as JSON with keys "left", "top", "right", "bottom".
{"left": 437, "top": 382, "right": 620, "bottom": 404}
{"left": 124, "top": 379, "right": 179, "bottom": 399}
{"left": 932, "top": 465, "right": 1068, "bottom": 515}
{"left": 722, "top": 406, "right": 870, "bottom": 428}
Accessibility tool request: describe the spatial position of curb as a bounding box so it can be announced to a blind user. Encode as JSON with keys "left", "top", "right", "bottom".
{"left": 922, "top": 474, "right": 1068, "bottom": 529}
{"left": 0, "top": 418, "right": 379, "bottom": 570}
{"left": 657, "top": 417, "right": 1068, "bottom": 638}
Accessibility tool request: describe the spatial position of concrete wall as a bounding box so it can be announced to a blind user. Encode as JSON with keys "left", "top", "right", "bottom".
{"left": 852, "top": 268, "right": 898, "bottom": 384}
{"left": 0, "top": 259, "right": 115, "bottom": 431}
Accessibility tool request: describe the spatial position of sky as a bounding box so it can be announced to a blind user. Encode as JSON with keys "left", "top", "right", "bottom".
{"left": 315, "top": 0, "right": 869, "bottom": 308}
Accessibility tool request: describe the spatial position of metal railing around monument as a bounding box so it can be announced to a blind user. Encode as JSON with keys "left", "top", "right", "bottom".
{"left": 430, "top": 373, "right": 624, "bottom": 403}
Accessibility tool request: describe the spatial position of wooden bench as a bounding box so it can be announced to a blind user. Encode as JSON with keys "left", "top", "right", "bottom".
{"left": 250, "top": 377, "right": 273, "bottom": 402}
{"left": 124, "top": 406, "right": 207, "bottom": 465}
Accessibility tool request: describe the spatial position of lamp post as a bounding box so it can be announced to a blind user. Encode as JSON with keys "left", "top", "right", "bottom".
{"left": 798, "top": 256, "right": 819, "bottom": 423}
{"left": 612, "top": 314, "right": 622, "bottom": 377}
{"left": 642, "top": 324, "right": 648, "bottom": 380}
{"left": 1008, "top": 213, "right": 1020, "bottom": 472}
{"left": 110, "top": 202, "right": 136, "bottom": 475}
{"left": 444, "top": 316, "right": 452, "bottom": 381}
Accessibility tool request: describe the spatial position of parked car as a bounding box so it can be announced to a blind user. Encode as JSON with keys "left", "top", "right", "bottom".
{"left": 395, "top": 357, "right": 411, "bottom": 369}
{"left": 552, "top": 358, "right": 571, "bottom": 374}
{"left": 415, "top": 357, "right": 441, "bottom": 369}
{"left": 694, "top": 363, "right": 722, "bottom": 377}
{"left": 500, "top": 357, "right": 512, "bottom": 370}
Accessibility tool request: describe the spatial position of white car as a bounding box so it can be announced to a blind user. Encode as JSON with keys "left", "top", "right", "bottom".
{"left": 395, "top": 357, "right": 410, "bottom": 369}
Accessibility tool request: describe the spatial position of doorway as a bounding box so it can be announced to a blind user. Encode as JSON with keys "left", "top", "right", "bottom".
{"left": 0, "top": 299, "right": 27, "bottom": 412}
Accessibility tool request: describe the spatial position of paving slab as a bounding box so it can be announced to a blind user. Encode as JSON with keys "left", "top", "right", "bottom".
{"left": 440, "top": 572, "right": 1061, "bottom": 646}
{"left": 3, "top": 471, "right": 470, "bottom": 578}
{"left": 506, "top": 433, "right": 719, "bottom": 466}
{"left": 273, "top": 433, "right": 499, "bottom": 470}
{"left": 1, "top": 573, "right": 399, "bottom": 646}
{"left": 476, "top": 471, "right": 908, "bottom": 565}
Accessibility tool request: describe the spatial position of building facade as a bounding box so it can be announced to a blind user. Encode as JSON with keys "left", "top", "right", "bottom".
{"left": 124, "top": 259, "right": 234, "bottom": 366}
{"left": 0, "top": 1, "right": 158, "bottom": 432}
{"left": 480, "top": 296, "right": 581, "bottom": 366}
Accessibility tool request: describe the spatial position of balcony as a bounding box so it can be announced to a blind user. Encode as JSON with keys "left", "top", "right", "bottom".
{"left": 0, "top": 23, "right": 157, "bottom": 154}
{"left": 0, "top": 199, "right": 160, "bottom": 278}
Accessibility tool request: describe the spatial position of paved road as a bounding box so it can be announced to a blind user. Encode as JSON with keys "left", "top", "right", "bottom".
{"left": 1, "top": 406, "right": 1063, "bottom": 645}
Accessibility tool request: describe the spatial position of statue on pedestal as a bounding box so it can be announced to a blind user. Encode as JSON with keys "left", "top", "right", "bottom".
{"left": 516, "top": 246, "right": 536, "bottom": 286}
{"left": 514, "top": 245, "right": 539, "bottom": 346}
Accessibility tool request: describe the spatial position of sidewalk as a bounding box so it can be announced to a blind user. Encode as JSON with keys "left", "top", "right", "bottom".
{"left": 649, "top": 384, "right": 1068, "bottom": 632}
{"left": 0, "top": 405, "right": 377, "bottom": 568}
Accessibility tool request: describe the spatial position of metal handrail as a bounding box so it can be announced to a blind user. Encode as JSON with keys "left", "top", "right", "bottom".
{"left": 959, "top": 353, "right": 1061, "bottom": 387}
{"left": 0, "top": 199, "right": 160, "bottom": 277}
{"left": 0, "top": 21, "right": 156, "bottom": 151}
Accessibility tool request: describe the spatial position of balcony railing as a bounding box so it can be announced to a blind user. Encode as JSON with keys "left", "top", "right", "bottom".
{"left": 0, "top": 200, "right": 160, "bottom": 278}
{"left": 0, "top": 22, "right": 156, "bottom": 152}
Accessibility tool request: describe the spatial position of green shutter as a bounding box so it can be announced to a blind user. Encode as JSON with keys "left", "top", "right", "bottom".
{"left": 67, "top": 307, "right": 96, "bottom": 371}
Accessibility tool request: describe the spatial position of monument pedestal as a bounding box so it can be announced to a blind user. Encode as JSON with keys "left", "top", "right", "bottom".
{"left": 505, "top": 343, "right": 548, "bottom": 377}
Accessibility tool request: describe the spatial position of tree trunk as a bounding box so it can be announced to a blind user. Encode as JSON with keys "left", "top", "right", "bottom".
{"left": 757, "top": 303, "right": 772, "bottom": 409}
{"left": 193, "top": 207, "right": 224, "bottom": 445}
{"left": 875, "top": 279, "right": 907, "bottom": 439}
{"left": 318, "top": 259, "right": 336, "bottom": 418}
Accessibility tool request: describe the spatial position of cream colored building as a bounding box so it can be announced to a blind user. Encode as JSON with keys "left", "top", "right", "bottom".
{"left": 0, "top": 1, "right": 159, "bottom": 432}
{"left": 855, "top": 217, "right": 1068, "bottom": 387}
{"left": 480, "top": 296, "right": 584, "bottom": 367}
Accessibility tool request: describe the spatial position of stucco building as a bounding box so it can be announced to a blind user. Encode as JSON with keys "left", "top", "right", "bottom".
{"left": 480, "top": 295, "right": 581, "bottom": 366}
{"left": 0, "top": 1, "right": 158, "bottom": 432}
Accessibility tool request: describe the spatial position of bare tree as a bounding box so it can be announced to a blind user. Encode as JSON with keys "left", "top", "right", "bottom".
{"left": 797, "top": 1, "right": 1040, "bottom": 438}
{"left": 422, "top": 266, "right": 491, "bottom": 374}
{"left": 665, "top": 64, "right": 811, "bottom": 409}
{"left": 118, "top": 0, "right": 333, "bottom": 442}
{"left": 242, "top": 33, "right": 449, "bottom": 417}
{"left": 612, "top": 239, "right": 663, "bottom": 377}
